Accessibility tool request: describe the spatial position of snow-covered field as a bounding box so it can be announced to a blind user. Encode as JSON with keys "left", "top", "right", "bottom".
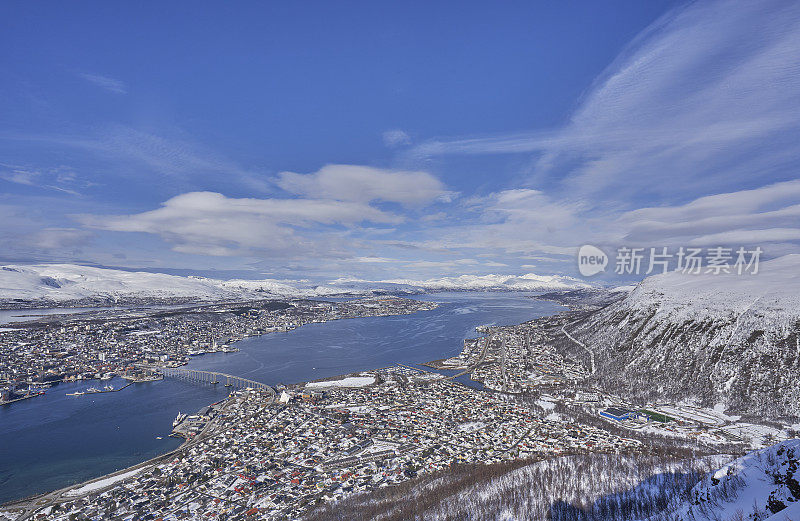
{"left": 655, "top": 405, "right": 729, "bottom": 427}
{"left": 312, "top": 452, "right": 731, "bottom": 521}
{"left": 64, "top": 468, "right": 144, "bottom": 496}
{"left": 535, "top": 399, "right": 556, "bottom": 410}
{"left": 717, "top": 423, "right": 788, "bottom": 448}
{"left": 306, "top": 376, "right": 376, "bottom": 388}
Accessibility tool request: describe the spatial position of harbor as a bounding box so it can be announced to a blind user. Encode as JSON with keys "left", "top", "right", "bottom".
{"left": 0, "top": 293, "right": 564, "bottom": 505}
{"left": 64, "top": 382, "right": 132, "bottom": 396}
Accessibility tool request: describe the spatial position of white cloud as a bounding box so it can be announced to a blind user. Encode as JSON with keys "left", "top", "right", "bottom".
{"left": 276, "top": 164, "right": 451, "bottom": 205}
{"left": 354, "top": 256, "right": 396, "bottom": 263}
{"left": 418, "top": 188, "right": 586, "bottom": 256}
{"left": 77, "top": 191, "right": 402, "bottom": 258}
{"left": 687, "top": 228, "right": 800, "bottom": 246}
{"left": 79, "top": 73, "right": 127, "bottom": 94}
{"left": 614, "top": 179, "right": 800, "bottom": 248}
{"left": 15, "top": 0, "right": 800, "bottom": 280}
{"left": 382, "top": 129, "right": 411, "bottom": 147}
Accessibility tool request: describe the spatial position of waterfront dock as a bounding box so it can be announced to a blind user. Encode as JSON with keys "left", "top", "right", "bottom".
{"left": 0, "top": 391, "right": 46, "bottom": 406}
{"left": 65, "top": 381, "right": 133, "bottom": 396}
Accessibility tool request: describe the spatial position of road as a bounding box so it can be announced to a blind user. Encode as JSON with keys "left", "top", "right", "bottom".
{"left": 561, "top": 323, "right": 595, "bottom": 374}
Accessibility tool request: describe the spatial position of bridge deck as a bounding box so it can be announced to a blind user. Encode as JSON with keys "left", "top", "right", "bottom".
{"left": 135, "top": 365, "right": 274, "bottom": 394}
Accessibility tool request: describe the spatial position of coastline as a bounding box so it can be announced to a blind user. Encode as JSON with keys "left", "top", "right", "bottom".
{"left": 1, "top": 395, "right": 235, "bottom": 517}
{"left": 0, "top": 294, "right": 562, "bottom": 516}
{"left": 0, "top": 298, "right": 443, "bottom": 510}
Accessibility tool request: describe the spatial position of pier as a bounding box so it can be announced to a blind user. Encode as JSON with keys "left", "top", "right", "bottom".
{"left": 65, "top": 382, "right": 133, "bottom": 397}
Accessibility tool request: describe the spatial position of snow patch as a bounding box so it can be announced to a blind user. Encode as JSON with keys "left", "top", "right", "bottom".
{"left": 65, "top": 467, "right": 145, "bottom": 496}
{"left": 306, "top": 376, "right": 376, "bottom": 388}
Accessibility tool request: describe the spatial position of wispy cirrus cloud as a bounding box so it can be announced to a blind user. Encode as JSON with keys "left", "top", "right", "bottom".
{"left": 79, "top": 73, "right": 127, "bottom": 94}
{"left": 0, "top": 163, "right": 82, "bottom": 196}
{"left": 382, "top": 129, "right": 411, "bottom": 148}
{"left": 0, "top": 124, "right": 271, "bottom": 194}
{"left": 414, "top": 0, "right": 800, "bottom": 201}
{"left": 405, "top": 0, "right": 800, "bottom": 263}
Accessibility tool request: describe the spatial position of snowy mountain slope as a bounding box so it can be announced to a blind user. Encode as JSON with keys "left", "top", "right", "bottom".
{"left": 308, "top": 442, "right": 799, "bottom": 521}
{"left": 568, "top": 255, "right": 800, "bottom": 417}
{"left": 656, "top": 439, "right": 800, "bottom": 521}
{"left": 306, "top": 453, "right": 727, "bottom": 521}
{"left": 0, "top": 264, "right": 593, "bottom": 305}
{"left": 619, "top": 254, "right": 800, "bottom": 324}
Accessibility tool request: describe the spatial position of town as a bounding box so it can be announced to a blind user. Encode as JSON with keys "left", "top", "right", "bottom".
{"left": 432, "top": 312, "right": 793, "bottom": 450}
{"left": 3, "top": 365, "right": 646, "bottom": 520}
{"left": 0, "top": 297, "right": 792, "bottom": 520}
{"left": 0, "top": 297, "right": 437, "bottom": 405}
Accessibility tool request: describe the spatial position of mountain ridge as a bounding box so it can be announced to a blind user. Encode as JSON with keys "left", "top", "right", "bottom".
{"left": 567, "top": 254, "right": 800, "bottom": 418}
{"left": 0, "top": 263, "right": 593, "bottom": 304}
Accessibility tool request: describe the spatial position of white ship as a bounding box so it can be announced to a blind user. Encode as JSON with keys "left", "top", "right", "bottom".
{"left": 173, "top": 412, "right": 187, "bottom": 427}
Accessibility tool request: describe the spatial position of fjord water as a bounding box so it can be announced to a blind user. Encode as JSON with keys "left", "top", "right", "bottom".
{"left": 0, "top": 293, "right": 563, "bottom": 504}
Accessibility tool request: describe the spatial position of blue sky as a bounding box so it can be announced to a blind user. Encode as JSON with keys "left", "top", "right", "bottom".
{"left": 2, "top": 0, "right": 800, "bottom": 282}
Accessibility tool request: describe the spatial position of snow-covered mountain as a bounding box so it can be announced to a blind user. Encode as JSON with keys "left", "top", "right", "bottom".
{"left": 343, "top": 273, "right": 593, "bottom": 292}
{"left": 567, "top": 254, "right": 800, "bottom": 417}
{"left": 308, "top": 441, "right": 799, "bottom": 521}
{"left": 0, "top": 264, "right": 344, "bottom": 304}
{"left": 668, "top": 439, "right": 800, "bottom": 521}
{"left": 0, "top": 264, "right": 593, "bottom": 305}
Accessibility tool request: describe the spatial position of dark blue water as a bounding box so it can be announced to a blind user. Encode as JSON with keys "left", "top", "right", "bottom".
{"left": 0, "top": 293, "right": 563, "bottom": 504}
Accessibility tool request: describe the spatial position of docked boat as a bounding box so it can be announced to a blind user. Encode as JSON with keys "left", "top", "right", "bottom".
{"left": 173, "top": 412, "right": 187, "bottom": 427}
{"left": 66, "top": 391, "right": 84, "bottom": 396}
{"left": 85, "top": 387, "right": 101, "bottom": 393}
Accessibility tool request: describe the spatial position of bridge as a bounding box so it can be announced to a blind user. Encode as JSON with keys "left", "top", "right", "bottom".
{"left": 135, "top": 365, "right": 273, "bottom": 393}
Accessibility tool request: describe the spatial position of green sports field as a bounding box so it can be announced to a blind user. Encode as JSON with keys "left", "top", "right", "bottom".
{"left": 638, "top": 409, "right": 675, "bottom": 423}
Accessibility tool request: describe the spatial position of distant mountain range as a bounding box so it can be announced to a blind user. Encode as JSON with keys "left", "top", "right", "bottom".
{"left": 566, "top": 254, "right": 800, "bottom": 418}
{"left": 334, "top": 273, "right": 593, "bottom": 293}
{"left": 0, "top": 263, "right": 593, "bottom": 305}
